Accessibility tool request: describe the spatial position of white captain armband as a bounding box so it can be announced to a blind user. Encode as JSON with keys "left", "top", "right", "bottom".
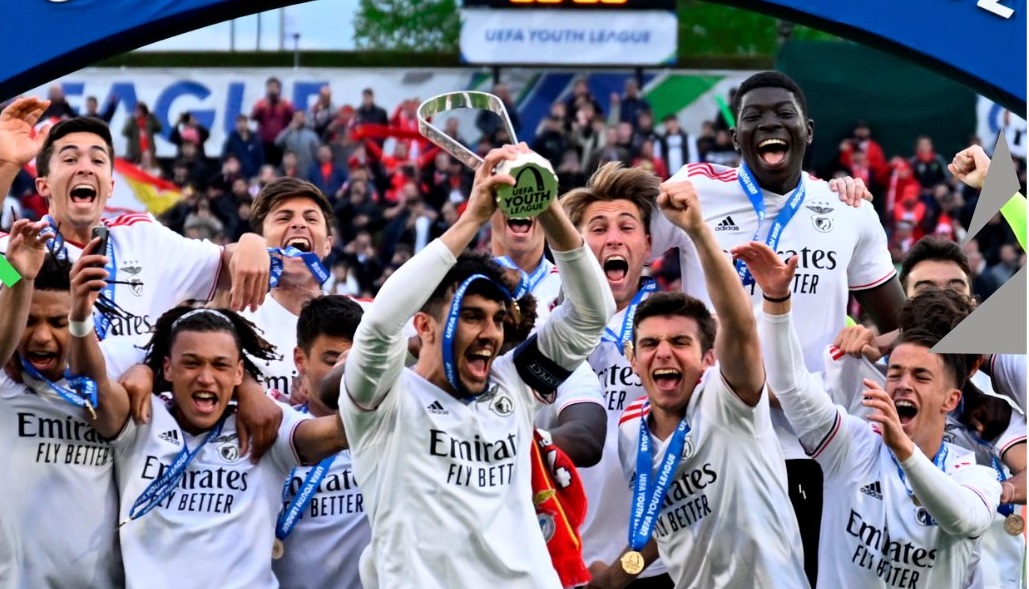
{"left": 512, "top": 334, "right": 572, "bottom": 405}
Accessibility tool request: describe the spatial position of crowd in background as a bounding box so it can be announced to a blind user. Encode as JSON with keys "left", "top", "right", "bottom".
{"left": 3, "top": 76, "right": 1025, "bottom": 312}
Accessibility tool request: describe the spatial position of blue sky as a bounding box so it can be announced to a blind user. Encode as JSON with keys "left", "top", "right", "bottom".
{"left": 139, "top": 0, "right": 361, "bottom": 51}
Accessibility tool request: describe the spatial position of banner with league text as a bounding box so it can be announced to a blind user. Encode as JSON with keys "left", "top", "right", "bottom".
{"left": 459, "top": 9, "right": 677, "bottom": 66}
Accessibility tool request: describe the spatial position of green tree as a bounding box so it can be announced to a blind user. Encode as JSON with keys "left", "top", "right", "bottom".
{"left": 353, "top": 0, "right": 460, "bottom": 52}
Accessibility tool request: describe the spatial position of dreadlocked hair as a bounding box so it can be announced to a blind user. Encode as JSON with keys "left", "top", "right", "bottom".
{"left": 142, "top": 307, "right": 279, "bottom": 388}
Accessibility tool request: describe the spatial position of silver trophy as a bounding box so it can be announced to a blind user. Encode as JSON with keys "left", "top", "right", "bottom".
{"left": 417, "top": 91, "right": 558, "bottom": 218}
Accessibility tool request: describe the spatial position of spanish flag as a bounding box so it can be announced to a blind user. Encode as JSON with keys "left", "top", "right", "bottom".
{"left": 108, "top": 158, "right": 181, "bottom": 217}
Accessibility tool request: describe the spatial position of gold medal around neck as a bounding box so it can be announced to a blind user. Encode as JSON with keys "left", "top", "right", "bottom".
{"left": 272, "top": 538, "right": 285, "bottom": 560}
{"left": 620, "top": 550, "right": 645, "bottom": 575}
{"left": 1004, "top": 514, "right": 1025, "bottom": 536}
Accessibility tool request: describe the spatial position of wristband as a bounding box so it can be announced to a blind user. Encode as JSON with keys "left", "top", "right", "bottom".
{"left": 512, "top": 334, "right": 572, "bottom": 405}
{"left": 68, "top": 318, "right": 95, "bottom": 338}
{"left": 762, "top": 292, "right": 792, "bottom": 303}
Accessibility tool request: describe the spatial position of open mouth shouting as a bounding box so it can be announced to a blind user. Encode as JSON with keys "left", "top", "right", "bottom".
{"left": 283, "top": 236, "right": 313, "bottom": 253}
{"left": 894, "top": 399, "right": 918, "bottom": 429}
{"left": 603, "top": 255, "right": 629, "bottom": 284}
{"left": 652, "top": 368, "right": 683, "bottom": 392}
{"left": 70, "top": 183, "right": 98, "bottom": 208}
{"left": 24, "top": 350, "right": 60, "bottom": 375}
{"left": 756, "top": 138, "right": 790, "bottom": 168}
{"left": 465, "top": 347, "right": 494, "bottom": 382}
{"left": 192, "top": 391, "right": 220, "bottom": 415}
{"left": 507, "top": 218, "right": 533, "bottom": 237}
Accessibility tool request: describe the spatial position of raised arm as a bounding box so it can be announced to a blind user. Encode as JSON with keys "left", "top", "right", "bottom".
{"left": 659, "top": 180, "right": 763, "bottom": 405}
{"left": 0, "top": 220, "right": 49, "bottom": 366}
{"left": 67, "top": 237, "right": 131, "bottom": 438}
{"left": 344, "top": 145, "right": 524, "bottom": 410}
{"left": 292, "top": 413, "right": 348, "bottom": 465}
{"left": 0, "top": 98, "right": 51, "bottom": 203}
{"left": 735, "top": 241, "right": 840, "bottom": 444}
{"left": 215, "top": 232, "right": 271, "bottom": 313}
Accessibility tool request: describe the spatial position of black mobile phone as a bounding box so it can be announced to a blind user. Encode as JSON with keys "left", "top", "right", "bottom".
{"left": 90, "top": 226, "right": 109, "bottom": 258}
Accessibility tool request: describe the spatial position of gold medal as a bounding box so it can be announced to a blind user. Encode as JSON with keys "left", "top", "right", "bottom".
{"left": 620, "top": 550, "right": 645, "bottom": 575}
{"left": 272, "top": 538, "right": 285, "bottom": 560}
{"left": 1004, "top": 514, "right": 1024, "bottom": 536}
{"left": 84, "top": 400, "right": 97, "bottom": 421}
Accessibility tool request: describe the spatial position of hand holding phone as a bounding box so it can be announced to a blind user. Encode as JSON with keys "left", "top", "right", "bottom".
{"left": 90, "top": 226, "right": 109, "bottom": 265}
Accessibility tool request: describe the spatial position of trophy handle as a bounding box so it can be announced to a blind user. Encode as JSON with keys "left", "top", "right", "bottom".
{"left": 417, "top": 91, "right": 520, "bottom": 171}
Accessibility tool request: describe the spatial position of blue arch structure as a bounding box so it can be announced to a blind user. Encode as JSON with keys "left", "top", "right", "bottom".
{"left": 0, "top": 0, "right": 310, "bottom": 101}
{"left": 0, "top": 0, "right": 1024, "bottom": 114}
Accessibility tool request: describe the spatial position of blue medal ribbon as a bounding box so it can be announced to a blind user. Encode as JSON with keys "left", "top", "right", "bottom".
{"left": 734, "top": 163, "right": 807, "bottom": 286}
{"left": 441, "top": 273, "right": 512, "bottom": 400}
{"left": 20, "top": 356, "right": 98, "bottom": 413}
{"left": 889, "top": 444, "right": 949, "bottom": 525}
{"left": 629, "top": 402, "right": 691, "bottom": 552}
{"left": 602, "top": 278, "right": 657, "bottom": 356}
{"left": 989, "top": 453, "right": 1015, "bottom": 516}
{"left": 268, "top": 246, "right": 330, "bottom": 289}
{"left": 494, "top": 256, "right": 551, "bottom": 300}
{"left": 39, "top": 217, "right": 117, "bottom": 340}
{"left": 127, "top": 416, "right": 227, "bottom": 521}
{"left": 276, "top": 456, "right": 334, "bottom": 541}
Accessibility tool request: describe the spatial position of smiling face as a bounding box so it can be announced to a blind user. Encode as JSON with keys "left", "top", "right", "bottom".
{"left": 18, "top": 291, "right": 72, "bottom": 382}
{"left": 631, "top": 314, "right": 714, "bottom": 414}
{"left": 261, "top": 196, "right": 331, "bottom": 258}
{"left": 36, "top": 131, "right": 114, "bottom": 235}
{"left": 580, "top": 200, "right": 651, "bottom": 311}
{"left": 164, "top": 330, "right": 244, "bottom": 435}
{"left": 420, "top": 292, "right": 507, "bottom": 397}
{"left": 885, "top": 343, "right": 962, "bottom": 446}
{"left": 732, "top": 86, "right": 813, "bottom": 193}
{"left": 490, "top": 209, "right": 545, "bottom": 265}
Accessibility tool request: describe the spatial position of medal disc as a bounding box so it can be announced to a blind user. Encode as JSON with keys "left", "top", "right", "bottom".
{"left": 620, "top": 550, "right": 645, "bottom": 575}
{"left": 272, "top": 538, "right": 285, "bottom": 560}
{"left": 1004, "top": 514, "right": 1025, "bottom": 536}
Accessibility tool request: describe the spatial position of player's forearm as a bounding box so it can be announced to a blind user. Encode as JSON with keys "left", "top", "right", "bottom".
{"left": 345, "top": 239, "right": 455, "bottom": 408}
{"left": 439, "top": 215, "right": 485, "bottom": 258}
{"left": 902, "top": 447, "right": 999, "bottom": 537}
{"left": 759, "top": 311, "right": 839, "bottom": 448}
{"left": 0, "top": 281, "right": 33, "bottom": 366}
{"left": 537, "top": 200, "right": 584, "bottom": 253}
{"left": 1003, "top": 469, "right": 1026, "bottom": 505}
{"left": 68, "top": 327, "right": 131, "bottom": 438}
{"left": 294, "top": 413, "right": 348, "bottom": 465}
{"left": 693, "top": 224, "right": 752, "bottom": 335}
{"left": 537, "top": 244, "right": 614, "bottom": 368}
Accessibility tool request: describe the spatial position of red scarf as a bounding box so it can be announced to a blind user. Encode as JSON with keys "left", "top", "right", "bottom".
{"left": 530, "top": 429, "right": 590, "bottom": 588}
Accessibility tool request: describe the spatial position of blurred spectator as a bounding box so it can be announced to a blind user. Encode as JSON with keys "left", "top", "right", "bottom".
{"left": 344, "top": 229, "right": 383, "bottom": 294}
{"left": 633, "top": 138, "right": 669, "bottom": 180}
{"left": 307, "top": 85, "right": 336, "bottom": 138}
{"left": 963, "top": 245, "right": 998, "bottom": 301}
{"left": 83, "top": 95, "right": 116, "bottom": 123}
{"left": 443, "top": 117, "right": 468, "bottom": 148}
{"left": 892, "top": 182, "right": 928, "bottom": 239}
{"left": 989, "top": 243, "right": 1021, "bottom": 285}
{"left": 381, "top": 182, "right": 435, "bottom": 261}
{"left": 564, "top": 77, "right": 603, "bottom": 129}
{"left": 207, "top": 156, "right": 244, "bottom": 199}
{"left": 704, "top": 129, "right": 738, "bottom": 166}
{"left": 612, "top": 78, "right": 651, "bottom": 129}
{"left": 278, "top": 151, "right": 302, "bottom": 179}
{"left": 183, "top": 198, "right": 225, "bottom": 242}
{"left": 256, "top": 164, "right": 280, "bottom": 190}
{"left": 172, "top": 142, "right": 209, "bottom": 192}
{"left": 909, "top": 135, "right": 951, "bottom": 189}
{"left": 327, "top": 259, "right": 361, "bottom": 296}
{"left": 838, "top": 122, "right": 890, "bottom": 189}
{"left": 307, "top": 144, "right": 348, "bottom": 201}
{"left": 589, "top": 127, "right": 630, "bottom": 173}
{"left": 230, "top": 200, "right": 253, "bottom": 242}
{"left": 712, "top": 87, "right": 737, "bottom": 132}
{"left": 160, "top": 186, "right": 199, "bottom": 234}
{"left": 42, "top": 85, "right": 77, "bottom": 120}
{"left": 121, "top": 102, "right": 162, "bottom": 164}
{"left": 138, "top": 151, "right": 164, "bottom": 178}
{"left": 695, "top": 121, "right": 716, "bottom": 162}
{"left": 532, "top": 115, "right": 572, "bottom": 168}
{"left": 169, "top": 112, "right": 211, "bottom": 160}
{"left": 355, "top": 88, "right": 389, "bottom": 129}
{"left": 615, "top": 121, "right": 638, "bottom": 159}
{"left": 251, "top": 77, "right": 295, "bottom": 167}
{"left": 222, "top": 114, "right": 265, "bottom": 179}
{"left": 556, "top": 148, "right": 587, "bottom": 194}
{"left": 632, "top": 111, "right": 660, "bottom": 155}
{"left": 656, "top": 114, "right": 700, "bottom": 174}
{"left": 888, "top": 220, "right": 916, "bottom": 264}
{"left": 422, "top": 152, "right": 470, "bottom": 213}
{"left": 275, "top": 111, "right": 321, "bottom": 175}
{"left": 335, "top": 177, "right": 383, "bottom": 245}
{"left": 477, "top": 83, "right": 521, "bottom": 144}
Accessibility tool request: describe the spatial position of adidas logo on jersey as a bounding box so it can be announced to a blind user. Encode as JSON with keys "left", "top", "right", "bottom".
{"left": 715, "top": 216, "right": 739, "bottom": 231}
{"left": 860, "top": 481, "right": 882, "bottom": 500}
{"left": 158, "top": 429, "right": 181, "bottom": 445}
{"left": 427, "top": 400, "right": 449, "bottom": 415}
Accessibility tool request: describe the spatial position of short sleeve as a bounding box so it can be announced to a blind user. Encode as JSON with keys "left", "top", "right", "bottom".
{"left": 144, "top": 220, "right": 223, "bottom": 303}
{"left": 698, "top": 366, "right": 770, "bottom": 435}
{"left": 271, "top": 402, "right": 312, "bottom": 474}
{"left": 847, "top": 203, "right": 896, "bottom": 291}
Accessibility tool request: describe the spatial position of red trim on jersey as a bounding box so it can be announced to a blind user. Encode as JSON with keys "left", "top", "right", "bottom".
{"left": 810, "top": 411, "right": 842, "bottom": 459}
{"left": 107, "top": 212, "right": 153, "bottom": 228}
{"left": 849, "top": 269, "right": 897, "bottom": 291}
{"left": 1000, "top": 436, "right": 1027, "bottom": 457}
{"left": 829, "top": 345, "right": 846, "bottom": 361}
{"left": 348, "top": 296, "right": 375, "bottom": 303}
{"left": 688, "top": 163, "right": 737, "bottom": 182}
{"left": 205, "top": 246, "right": 225, "bottom": 302}
{"left": 619, "top": 398, "right": 649, "bottom": 425}
{"left": 963, "top": 484, "right": 993, "bottom": 513}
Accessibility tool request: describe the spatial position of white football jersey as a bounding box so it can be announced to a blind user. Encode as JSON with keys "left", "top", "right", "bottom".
{"left": 617, "top": 368, "right": 808, "bottom": 589}
{"left": 532, "top": 361, "right": 605, "bottom": 431}
{"left": 111, "top": 400, "right": 308, "bottom": 589}
{"left": 240, "top": 294, "right": 302, "bottom": 395}
{"left": 342, "top": 360, "right": 560, "bottom": 589}
{"left": 0, "top": 371, "right": 123, "bottom": 588}
{"left": 272, "top": 443, "right": 371, "bottom": 589}
{"left": 812, "top": 408, "right": 999, "bottom": 589}
{"left": 659, "top": 163, "right": 896, "bottom": 371}
{"left": 0, "top": 213, "right": 222, "bottom": 347}
{"left": 528, "top": 258, "right": 563, "bottom": 328}
{"left": 990, "top": 354, "right": 1026, "bottom": 415}
{"left": 575, "top": 306, "right": 668, "bottom": 578}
